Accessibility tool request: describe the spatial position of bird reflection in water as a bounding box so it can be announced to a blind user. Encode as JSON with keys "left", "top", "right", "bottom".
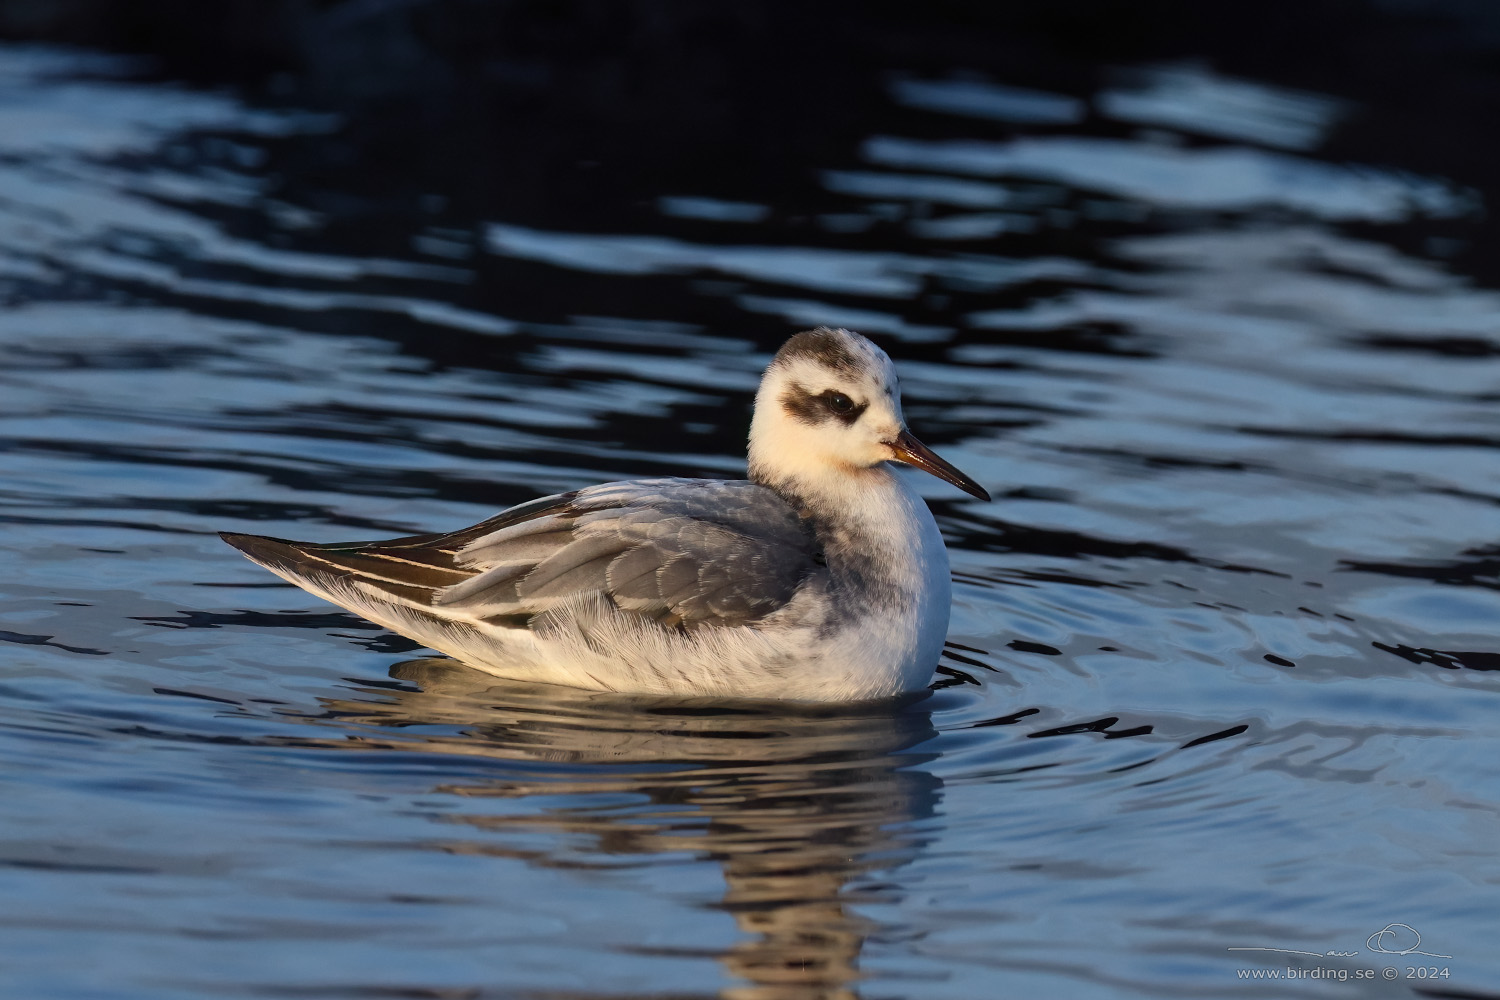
{"left": 300, "top": 658, "right": 942, "bottom": 1000}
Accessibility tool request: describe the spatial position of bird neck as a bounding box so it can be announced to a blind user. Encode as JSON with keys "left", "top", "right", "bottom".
{"left": 749, "top": 446, "right": 893, "bottom": 517}
{"left": 752, "top": 458, "right": 934, "bottom": 573}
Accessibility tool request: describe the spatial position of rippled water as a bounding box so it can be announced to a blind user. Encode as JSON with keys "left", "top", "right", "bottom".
{"left": 2, "top": 43, "right": 1498, "bottom": 999}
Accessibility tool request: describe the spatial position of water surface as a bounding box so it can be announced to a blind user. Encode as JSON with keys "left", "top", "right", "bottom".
{"left": 0, "top": 43, "right": 1498, "bottom": 999}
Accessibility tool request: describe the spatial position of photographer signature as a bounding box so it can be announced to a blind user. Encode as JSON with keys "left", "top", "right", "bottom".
{"left": 1228, "top": 922, "right": 1451, "bottom": 960}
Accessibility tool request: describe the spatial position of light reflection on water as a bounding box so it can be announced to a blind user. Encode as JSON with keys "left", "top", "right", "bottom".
{"left": 306, "top": 661, "right": 940, "bottom": 1000}
{"left": 0, "top": 41, "right": 1498, "bottom": 1000}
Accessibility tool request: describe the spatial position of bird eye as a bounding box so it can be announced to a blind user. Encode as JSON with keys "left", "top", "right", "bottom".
{"left": 826, "top": 392, "right": 854, "bottom": 413}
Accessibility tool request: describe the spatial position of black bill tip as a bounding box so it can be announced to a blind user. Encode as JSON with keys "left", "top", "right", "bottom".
{"left": 889, "top": 430, "right": 990, "bottom": 501}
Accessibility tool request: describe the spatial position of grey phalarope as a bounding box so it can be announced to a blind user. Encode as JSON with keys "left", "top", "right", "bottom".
{"left": 221, "top": 327, "right": 990, "bottom": 701}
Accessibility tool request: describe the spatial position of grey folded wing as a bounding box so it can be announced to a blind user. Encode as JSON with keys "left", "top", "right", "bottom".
{"left": 435, "top": 478, "right": 819, "bottom": 629}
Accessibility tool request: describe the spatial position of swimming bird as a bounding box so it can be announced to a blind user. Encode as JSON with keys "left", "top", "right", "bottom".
{"left": 221, "top": 327, "right": 990, "bottom": 701}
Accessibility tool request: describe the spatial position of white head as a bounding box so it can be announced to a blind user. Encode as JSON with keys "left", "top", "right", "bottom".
{"left": 747, "top": 328, "right": 989, "bottom": 503}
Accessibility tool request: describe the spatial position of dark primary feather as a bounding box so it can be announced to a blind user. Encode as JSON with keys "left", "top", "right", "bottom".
{"left": 219, "top": 491, "right": 581, "bottom": 602}
{"left": 221, "top": 479, "right": 820, "bottom": 631}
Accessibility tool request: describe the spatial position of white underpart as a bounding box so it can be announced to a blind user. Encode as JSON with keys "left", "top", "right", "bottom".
{"left": 254, "top": 552, "right": 943, "bottom": 701}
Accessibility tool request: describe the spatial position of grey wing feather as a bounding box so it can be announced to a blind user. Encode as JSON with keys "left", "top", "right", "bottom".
{"left": 435, "top": 478, "right": 818, "bottom": 628}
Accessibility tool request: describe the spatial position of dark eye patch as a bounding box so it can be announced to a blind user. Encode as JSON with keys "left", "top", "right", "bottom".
{"left": 779, "top": 383, "right": 868, "bottom": 426}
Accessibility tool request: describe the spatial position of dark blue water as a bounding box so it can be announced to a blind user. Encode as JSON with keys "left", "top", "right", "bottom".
{"left": 1, "top": 43, "right": 1498, "bottom": 999}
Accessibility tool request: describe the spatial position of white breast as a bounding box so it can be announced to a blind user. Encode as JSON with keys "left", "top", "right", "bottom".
{"left": 773, "top": 466, "right": 953, "bottom": 699}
